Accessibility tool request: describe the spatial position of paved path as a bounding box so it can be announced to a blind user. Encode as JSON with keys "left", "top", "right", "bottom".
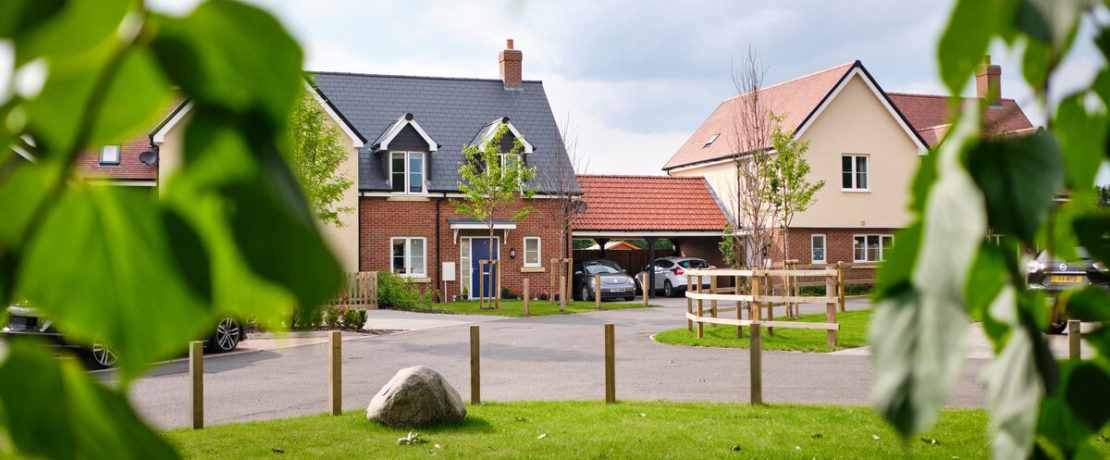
{"left": 111, "top": 297, "right": 1090, "bottom": 429}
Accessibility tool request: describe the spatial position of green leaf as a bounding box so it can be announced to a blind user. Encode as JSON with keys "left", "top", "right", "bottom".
{"left": 937, "top": 0, "right": 1020, "bottom": 96}
{"left": 965, "top": 242, "right": 1012, "bottom": 346}
{"left": 875, "top": 221, "right": 922, "bottom": 299}
{"left": 0, "top": 0, "right": 64, "bottom": 40}
{"left": 11, "top": 0, "right": 130, "bottom": 65}
{"left": 1016, "top": 0, "right": 1088, "bottom": 49}
{"left": 89, "top": 45, "right": 172, "bottom": 145}
{"left": 1065, "top": 363, "right": 1110, "bottom": 430}
{"left": 150, "top": 0, "right": 303, "bottom": 129}
{"left": 0, "top": 341, "right": 179, "bottom": 459}
{"left": 964, "top": 131, "right": 1065, "bottom": 245}
{"left": 14, "top": 185, "right": 215, "bottom": 380}
{"left": 1022, "top": 39, "right": 1054, "bottom": 89}
{"left": 980, "top": 292, "right": 1043, "bottom": 460}
{"left": 909, "top": 150, "right": 938, "bottom": 215}
{"left": 1066, "top": 286, "right": 1110, "bottom": 322}
{"left": 1073, "top": 212, "right": 1110, "bottom": 264}
{"left": 1054, "top": 94, "right": 1108, "bottom": 191}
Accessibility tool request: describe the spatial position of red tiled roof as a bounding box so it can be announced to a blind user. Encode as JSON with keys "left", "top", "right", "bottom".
{"left": 887, "top": 92, "right": 1035, "bottom": 146}
{"left": 663, "top": 62, "right": 855, "bottom": 170}
{"left": 75, "top": 95, "right": 185, "bottom": 181}
{"left": 574, "top": 175, "right": 729, "bottom": 231}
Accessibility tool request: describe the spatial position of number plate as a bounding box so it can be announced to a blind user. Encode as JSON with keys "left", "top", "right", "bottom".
{"left": 1050, "top": 275, "right": 1083, "bottom": 284}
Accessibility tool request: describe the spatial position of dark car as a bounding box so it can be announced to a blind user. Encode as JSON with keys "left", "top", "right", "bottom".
{"left": 573, "top": 259, "right": 637, "bottom": 301}
{"left": 2, "top": 306, "right": 245, "bottom": 369}
{"left": 1026, "top": 247, "right": 1109, "bottom": 333}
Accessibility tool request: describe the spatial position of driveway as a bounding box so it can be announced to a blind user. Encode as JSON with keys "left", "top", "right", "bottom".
{"left": 114, "top": 297, "right": 1089, "bottom": 429}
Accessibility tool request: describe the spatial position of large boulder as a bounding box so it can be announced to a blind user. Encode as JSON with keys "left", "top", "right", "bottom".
{"left": 366, "top": 366, "right": 467, "bottom": 427}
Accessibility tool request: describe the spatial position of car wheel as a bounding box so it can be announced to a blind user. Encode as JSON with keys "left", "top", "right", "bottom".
{"left": 581, "top": 285, "right": 591, "bottom": 302}
{"left": 88, "top": 343, "right": 118, "bottom": 369}
{"left": 664, "top": 280, "right": 675, "bottom": 297}
{"left": 208, "top": 317, "right": 242, "bottom": 353}
{"left": 625, "top": 296, "right": 635, "bottom": 301}
{"left": 1046, "top": 319, "right": 1067, "bottom": 335}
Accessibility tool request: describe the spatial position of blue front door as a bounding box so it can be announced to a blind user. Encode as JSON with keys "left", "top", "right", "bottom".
{"left": 471, "top": 238, "right": 499, "bottom": 299}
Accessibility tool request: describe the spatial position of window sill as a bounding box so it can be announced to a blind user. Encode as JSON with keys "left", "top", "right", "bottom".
{"left": 387, "top": 195, "right": 430, "bottom": 202}
{"left": 841, "top": 188, "right": 870, "bottom": 193}
{"left": 399, "top": 276, "right": 431, "bottom": 283}
{"left": 521, "top": 266, "right": 545, "bottom": 273}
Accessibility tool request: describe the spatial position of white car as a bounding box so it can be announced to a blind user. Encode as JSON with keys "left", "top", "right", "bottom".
{"left": 637, "top": 257, "right": 711, "bottom": 297}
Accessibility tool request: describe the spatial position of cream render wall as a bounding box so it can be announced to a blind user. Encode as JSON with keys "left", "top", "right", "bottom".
{"left": 670, "top": 73, "right": 920, "bottom": 231}
{"left": 790, "top": 74, "right": 919, "bottom": 228}
{"left": 155, "top": 103, "right": 361, "bottom": 273}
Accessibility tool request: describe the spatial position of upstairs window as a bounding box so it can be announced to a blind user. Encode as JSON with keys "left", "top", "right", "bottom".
{"left": 99, "top": 145, "right": 120, "bottom": 165}
{"left": 391, "top": 152, "right": 424, "bottom": 194}
{"left": 841, "top": 154, "right": 868, "bottom": 191}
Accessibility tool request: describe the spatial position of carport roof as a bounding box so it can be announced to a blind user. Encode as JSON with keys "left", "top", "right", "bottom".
{"left": 573, "top": 175, "right": 730, "bottom": 235}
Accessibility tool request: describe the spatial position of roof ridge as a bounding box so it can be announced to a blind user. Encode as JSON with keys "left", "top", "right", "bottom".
{"left": 722, "top": 61, "right": 856, "bottom": 103}
{"left": 887, "top": 91, "right": 1018, "bottom": 103}
{"left": 309, "top": 70, "right": 543, "bottom": 84}
{"left": 577, "top": 174, "right": 698, "bottom": 179}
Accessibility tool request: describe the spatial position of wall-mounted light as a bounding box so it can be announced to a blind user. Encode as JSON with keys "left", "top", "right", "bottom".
{"left": 509, "top": 248, "right": 517, "bottom": 259}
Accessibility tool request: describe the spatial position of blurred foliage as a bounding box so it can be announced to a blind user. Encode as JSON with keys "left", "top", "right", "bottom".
{"left": 870, "top": 0, "right": 1110, "bottom": 458}
{"left": 0, "top": 0, "right": 342, "bottom": 457}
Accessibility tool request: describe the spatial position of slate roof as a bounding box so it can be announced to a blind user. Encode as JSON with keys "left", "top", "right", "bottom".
{"left": 887, "top": 93, "right": 1035, "bottom": 146}
{"left": 310, "top": 72, "right": 579, "bottom": 194}
{"left": 574, "top": 175, "right": 729, "bottom": 231}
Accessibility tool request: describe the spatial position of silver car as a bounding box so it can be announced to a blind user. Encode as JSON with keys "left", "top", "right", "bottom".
{"left": 637, "top": 257, "right": 711, "bottom": 297}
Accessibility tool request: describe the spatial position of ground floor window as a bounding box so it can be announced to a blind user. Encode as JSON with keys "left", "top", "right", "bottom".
{"left": 523, "top": 237, "right": 541, "bottom": 267}
{"left": 391, "top": 237, "right": 426, "bottom": 276}
{"left": 853, "top": 234, "right": 893, "bottom": 262}
{"left": 811, "top": 234, "right": 826, "bottom": 264}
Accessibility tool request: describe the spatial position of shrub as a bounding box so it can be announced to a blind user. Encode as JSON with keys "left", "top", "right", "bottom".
{"left": 538, "top": 291, "right": 549, "bottom": 301}
{"left": 377, "top": 270, "right": 431, "bottom": 309}
{"left": 292, "top": 306, "right": 322, "bottom": 330}
{"left": 341, "top": 307, "right": 365, "bottom": 329}
{"left": 322, "top": 305, "right": 341, "bottom": 328}
{"left": 501, "top": 286, "right": 518, "bottom": 299}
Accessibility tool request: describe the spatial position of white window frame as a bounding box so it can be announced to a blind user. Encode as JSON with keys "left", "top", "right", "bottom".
{"left": 811, "top": 234, "right": 826, "bottom": 264}
{"left": 390, "top": 237, "right": 427, "bottom": 277}
{"left": 389, "top": 151, "right": 425, "bottom": 194}
{"left": 841, "top": 154, "right": 869, "bottom": 192}
{"left": 523, "top": 237, "right": 541, "bottom": 267}
{"left": 99, "top": 145, "right": 121, "bottom": 165}
{"left": 852, "top": 234, "right": 892, "bottom": 262}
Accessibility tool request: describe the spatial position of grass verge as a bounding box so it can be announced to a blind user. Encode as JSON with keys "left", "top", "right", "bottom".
{"left": 390, "top": 299, "right": 657, "bottom": 317}
{"left": 165, "top": 401, "right": 998, "bottom": 459}
{"left": 653, "top": 309, "right": 871, "bottom": 352}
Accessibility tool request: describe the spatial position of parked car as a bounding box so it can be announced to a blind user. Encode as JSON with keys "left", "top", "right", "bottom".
{"left": 1, "top": 306, "right": 246, "bottom": 369}
{"left": 1026, "top": 247, "right": 1109, "bottom": 333}
{"left": 572, "top": 259, "right": 637, "bottom": 302}
{"left": 636, "top": 257, "right": 712, "bottom": 297}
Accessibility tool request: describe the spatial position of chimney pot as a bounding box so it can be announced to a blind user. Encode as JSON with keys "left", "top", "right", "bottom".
{"left": 506, "top": 39, "right": 514, "bottom": 50}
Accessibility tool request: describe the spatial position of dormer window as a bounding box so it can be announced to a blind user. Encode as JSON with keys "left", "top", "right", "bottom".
{"left": 475, "top": 117, "right": 534, "bottom": 154}
{"left": 391, "top": 152, "right": 424, "bottom": 194}
{"left": 703, "top": 133, "right": 719, "bottom": 148}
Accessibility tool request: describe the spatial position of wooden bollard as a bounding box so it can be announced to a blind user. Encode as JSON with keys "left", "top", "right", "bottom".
{"left": 642, "top": 273, "right": 649, "bottom": 307}
{"left": 559, "top": 275, "right": 567, "bottom": 311}
{"left": 695, "top": 275, "right": 704, "bottom": 339}
{"left": 750, "top": 324, "right": 762, "bottom": 405}
{"left": 595, "top": 273, "right": 602, "bottom": 310}
{"left": 550, "top": 259, "right": 557, "bottom": 305}
{"left": 735, "top": 275, "right": 743, "bottom": 338}
{"left": 837, "top": 261, "right": 846, "bottom": 312}
{"left": 189, "top": 340, "right": 203, "bottom": 430}
{"left": 604, "top": 323, "right": 615, "bottom": 404}
{"left": 566, "top": 260, "right": 573, "bottom": 306}
{"left": 329, "top": 331, "right": 341, "bottom": 416}
{"left": 470, "top": 325, "right": 480, "bottom": 405}
{"left": 710, "top": 275, "right": 718, "bottom": 326}
{"left": 825, "top": 273, "right": 838, "bottom": 348}
{"left": 1069, "top": 320, "right": 1081, "bottom": 360}
{"left": 523, "top": 278, "right": 530, "bottom": 316}
{"left": 686, "top": 274, "right": 693, "bottom": 331}
{"left": 479, "top": 261, "right": 486, "bottom": 310}
{"left": 764, "top": 274, "right": 773, "bottom": 337}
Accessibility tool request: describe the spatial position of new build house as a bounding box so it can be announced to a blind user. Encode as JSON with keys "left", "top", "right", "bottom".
{"left": 664, "top": 58, "right": 1034, "bottom": 269}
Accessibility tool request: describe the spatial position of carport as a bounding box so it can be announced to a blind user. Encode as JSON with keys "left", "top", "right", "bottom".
{"left": 572, "top": 175, "right": 732, "bottom": 297}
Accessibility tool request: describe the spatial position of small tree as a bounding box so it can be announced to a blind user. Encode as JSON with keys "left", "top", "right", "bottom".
{"left": 766, "top": 112, "right": 825, "bottom": 262}
{"left": 451, "top": 124, "right": 538, "bottom": 309}
{"left": 548, "top": 115, "right": 589, "bottom": 304}
{"left": 286, "top": 90, "right": 355, "bottom": 228}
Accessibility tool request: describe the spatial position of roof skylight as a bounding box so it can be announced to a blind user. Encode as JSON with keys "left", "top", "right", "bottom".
{"left": 703, "top": 133, "right": 719, "bottom": 148}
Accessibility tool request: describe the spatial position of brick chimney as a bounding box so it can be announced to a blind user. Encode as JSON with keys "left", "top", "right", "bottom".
{"left": 499, "top": 39, "right": 523, "bottom": 89}
{"left": 976, "top": 55, "right": 1001, "bottom": 106}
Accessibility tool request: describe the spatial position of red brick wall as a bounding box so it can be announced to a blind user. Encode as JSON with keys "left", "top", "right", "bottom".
{"left": 675, "top": 237, "right": 727, "bottom": 268}
{"left": 75, "top": 134, "right": 158, "bottom": 180}
{"left": 783, "top": 228, "right": 899, "bottom": 281}
{"left": 360, "top": 197, "right": 568, "bottom": 300}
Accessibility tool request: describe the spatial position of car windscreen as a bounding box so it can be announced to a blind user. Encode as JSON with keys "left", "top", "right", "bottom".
{"left": 1036, "top": 247, "right": 1090, "bottom": 263}
{"left": 585, "top": 261, "right": 622, "bottom": 274}
{"left": 678, "top": 259, "right": 709, "bottom": 269}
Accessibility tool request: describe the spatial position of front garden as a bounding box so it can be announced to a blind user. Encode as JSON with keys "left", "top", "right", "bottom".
{"left": 654, "top": 309, "right": 871, "bottom": 353}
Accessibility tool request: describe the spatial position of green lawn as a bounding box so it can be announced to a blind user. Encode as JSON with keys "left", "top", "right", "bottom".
{"left": 654, "top": 309, "right": 871, "bottom": 352}
{"left": 391, "top": 299, "right": 657, "bottom": 317}
{"left": 165, "top": 401, "right": 999, "bottom": 459}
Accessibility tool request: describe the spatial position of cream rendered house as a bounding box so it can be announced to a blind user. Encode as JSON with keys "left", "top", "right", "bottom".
{"left": 150, "top": 84, "right": 365, "bottom": 272}
{"left": 664, "top": 60, "right": 1033, "bottom": 268}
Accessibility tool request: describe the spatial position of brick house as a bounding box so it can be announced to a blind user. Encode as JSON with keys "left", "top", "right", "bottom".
{"left": 310, "top": 40, "right": 581, "bottom": 300}
{"left": 664, "top": 58, "right": 1034, "bottom": 274}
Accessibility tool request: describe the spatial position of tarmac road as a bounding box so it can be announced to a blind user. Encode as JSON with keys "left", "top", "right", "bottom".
{"left": 110, "top": 296, "right": 1086, "bottom": 430}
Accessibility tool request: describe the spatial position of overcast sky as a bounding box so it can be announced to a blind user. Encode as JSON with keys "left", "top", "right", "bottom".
{"left": 140, "top": 2, "right": 1110, "bottom": 183}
